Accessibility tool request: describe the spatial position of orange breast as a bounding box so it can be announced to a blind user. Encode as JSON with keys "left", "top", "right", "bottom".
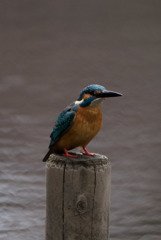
{"left": 52, "top": 106, "right": 102, "bottom": 152}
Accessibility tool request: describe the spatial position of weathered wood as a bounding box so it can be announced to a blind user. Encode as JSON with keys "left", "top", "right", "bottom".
{"left": 45, "top": 153, "right": 111, "bottom": 240}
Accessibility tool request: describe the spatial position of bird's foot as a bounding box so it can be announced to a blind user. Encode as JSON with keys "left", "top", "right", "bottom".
{"left": 82, "top": 147, "right": 95, "bottom": 156}
{"left": 63, "top": 148, "right": 78, "bottom": 158}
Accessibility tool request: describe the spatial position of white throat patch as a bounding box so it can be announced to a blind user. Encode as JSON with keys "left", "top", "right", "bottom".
{"left": 74, "top": 99, "right": 84, "bottom": 105}
{"left": 90, "top": 98, "right": 104, "bottom": 106}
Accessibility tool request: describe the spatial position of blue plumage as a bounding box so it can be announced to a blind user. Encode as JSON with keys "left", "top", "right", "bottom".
{"left": 49, "top": 104, "right": 78, "bottom": 147}
{"left": 79, "top": 97, "right": 96, "bottom": 107}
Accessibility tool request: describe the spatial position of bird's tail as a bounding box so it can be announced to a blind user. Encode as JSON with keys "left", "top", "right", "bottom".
{"left": 42, "top": 150, "right": 51, "bottom": 162}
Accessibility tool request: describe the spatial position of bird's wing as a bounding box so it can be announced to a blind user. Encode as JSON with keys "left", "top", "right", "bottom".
{"left": 49, "top": 105, "right": 77, "bottom": 148}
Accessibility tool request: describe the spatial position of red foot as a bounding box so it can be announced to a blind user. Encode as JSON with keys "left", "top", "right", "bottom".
{"left": 82, "top": 147, "right": 95, "bottom": 156}
{"left": 63, "top": 148, "right": 78, "bottom": 158}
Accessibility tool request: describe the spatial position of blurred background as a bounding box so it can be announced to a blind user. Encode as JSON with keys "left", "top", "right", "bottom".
{"left": 0, "top": 0, "right": 161, "bottom": 239}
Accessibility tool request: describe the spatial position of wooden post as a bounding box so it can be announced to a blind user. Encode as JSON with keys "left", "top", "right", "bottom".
{"left": 45, "top": 153, "right": 111, "bottom": 240}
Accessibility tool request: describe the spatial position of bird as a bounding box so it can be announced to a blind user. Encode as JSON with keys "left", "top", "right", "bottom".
{"left": 42, "top": 84, "right": 122, "bottom": 161}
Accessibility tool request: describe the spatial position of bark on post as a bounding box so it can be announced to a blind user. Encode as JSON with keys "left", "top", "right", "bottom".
{"left": 45, "top": 153, "right": 111, "bottom": 240}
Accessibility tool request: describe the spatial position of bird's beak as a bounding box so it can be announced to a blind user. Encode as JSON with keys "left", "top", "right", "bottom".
{"left": 94, "top": 90, "right": 122, "bottom": 98}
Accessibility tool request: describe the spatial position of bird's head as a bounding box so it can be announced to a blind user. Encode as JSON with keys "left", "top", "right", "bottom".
{"left": 76, "top": 84, "right": 122, "bottom": 107}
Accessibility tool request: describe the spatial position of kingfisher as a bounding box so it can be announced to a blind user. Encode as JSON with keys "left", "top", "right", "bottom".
{"left": 43, "top": 84, "right": 122, "bottom": 161}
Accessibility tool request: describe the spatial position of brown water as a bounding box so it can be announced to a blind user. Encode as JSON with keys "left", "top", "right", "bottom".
{"left": 0, "top": 1, "right": 161, "bottom": 239}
